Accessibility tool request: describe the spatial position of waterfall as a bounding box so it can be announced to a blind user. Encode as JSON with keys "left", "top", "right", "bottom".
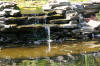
{"left": 47, "top": 26, "right": 51, "bottom": 52}
{"left": 37, "top": 14, "right": 39, "bottom": 24}
{"left": 43, "top": 14, "right": 52, "bottom": 52}
{"left": 44, "top": 14, "right": 47, "bottom": 24}
{"left": 34, "top": 14, "right": 39, "bottom": 24}
{"left": 47, "top": 27, "right": 50, "bottom": 41}
{"left": 34, "top": 14, "right": 37, "bottom": 24}
{"left": 92, "top": 33, "right": 95, "bottom": 39}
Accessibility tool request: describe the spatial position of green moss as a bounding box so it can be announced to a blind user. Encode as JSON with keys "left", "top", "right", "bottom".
{"left": 17, "top": 1, "right": 47, "bottom": 14}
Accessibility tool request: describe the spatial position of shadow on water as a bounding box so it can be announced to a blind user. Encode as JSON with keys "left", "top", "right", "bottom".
{"left": 0, "top": 40, "right": 100, "bottom": 65}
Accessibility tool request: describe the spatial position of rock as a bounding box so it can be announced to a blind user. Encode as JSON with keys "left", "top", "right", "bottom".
{"left": 0, "top": 1, "right": 21, "bottom": 17}
{"left": 48, "top": 0, "right": 70, "bottom": 4}
{"left": 0, "top": 1, "right": 21, "bottom": 31}
{"left": 57, "top": 56, "right": 64, "bottom": 61}
{"left": 54, "top": 6, "right": 70, "bottom": 14}
{"left": 50, "top": 19, "right": 69, "bottom": 24}
{"left": 87, "top": 20, "right": 100, "bottom": 29}
{"left": 42, "top": 3, "right": 52, "bottom": 11}
{"left": 43, "top": 0, "right": 71, "bottom": 11}
{"left": 84, "top": 4, "right": 100, "bottom": 9}
{"left": 91, "top": 0, "right": 100, "bottom": 3}
{"left": 65, "top": 10, "right": 78, "bottom": 20}
{"left": 10, "top": 9, "right": 20, "bottom": 16}
{"left": 0, "top": 11, "right": 5, "bottom": 16}
{"left": 82, "top": 3, "right": 100, "bottom": 15}
{"left": 0, "top": 24, "right": 11, "bottom": 31}
{"left": 1, "top": 0, "right": 100, "bottom": 43}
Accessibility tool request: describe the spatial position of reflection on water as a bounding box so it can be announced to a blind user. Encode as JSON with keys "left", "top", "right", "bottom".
{"left": 1, "top": 40, "right": 100, "bottom": 65}
{"left": 0, "top": 40, "right": 100, "bottom": 59}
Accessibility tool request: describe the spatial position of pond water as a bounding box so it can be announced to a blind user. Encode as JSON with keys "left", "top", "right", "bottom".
{"left": 1, "top": 40, "right": 100, "bottom": 66}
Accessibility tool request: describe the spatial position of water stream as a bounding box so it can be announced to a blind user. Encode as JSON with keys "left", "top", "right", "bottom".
{"left": 47, "top": 26, "right": 51, "bottom": 52}
{"left": 34, "top": 14, "right": 39, "bottom": 24}
{"left": 43, "top": 14, "right": 52, "bottom": 52}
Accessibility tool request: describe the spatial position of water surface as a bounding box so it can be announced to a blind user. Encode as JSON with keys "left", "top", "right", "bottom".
{"left": 0, "top": 40, "right": 100, "bottom": 59}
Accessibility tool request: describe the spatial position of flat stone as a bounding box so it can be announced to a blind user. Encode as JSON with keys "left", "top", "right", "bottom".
{"left": 50, "top": 19, "right": 69, "bottom": 24}
{"left": 84, "top": 4, "right": 100, "bottom": 9}
{"left": 83, "top": 9, "right": 99, "bottom": 15}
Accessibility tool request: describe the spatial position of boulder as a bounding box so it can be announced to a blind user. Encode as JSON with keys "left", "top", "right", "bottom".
{"left": 0, "top": 1, "right": 21, "bottom": 17}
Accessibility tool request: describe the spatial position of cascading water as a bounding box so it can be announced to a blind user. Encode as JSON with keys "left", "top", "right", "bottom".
{"left": 34, "top": 14, "right": 39, "bottom": 24}
{"left": 34, "top": 14, "right": 37, "bottom": 24}
{"left": 44, "top": 15, "right": 47, "bottom": 24}
{"left": 47, "top": 26, "right": 51, "bottom": 52}
{"left": 36, "top": 14, "right": 39, "bottom": 24}
{"left": 43, "top": 14, "right": 51, "bottom": 52}
{"left": 92, "top": 33, "right": 95, "bottom": 39}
